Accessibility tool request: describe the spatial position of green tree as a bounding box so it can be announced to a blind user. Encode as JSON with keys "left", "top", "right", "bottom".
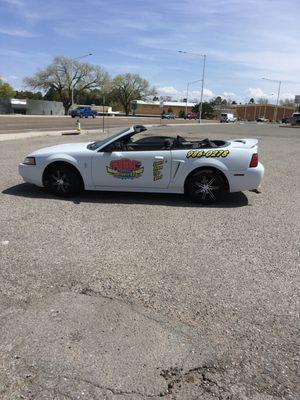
{"left": 44, "top": 86, "right": 63, "bottom": 102}
{"left": 211, "top": 96, "right": 222, "bottom": 106}
{"left": 167, "top": 106, "right": 173, "bottom": 114}
{"left": 111, "top": 73, "right": 156, "bottom": 115}
{"left": 15, "top": 90, "right": 43, "bottom": 100}
{"left": 249, "top": 98, "right": 255, "bottom": 104}
{"left": 178, "top": 110, "right": 185, "bottom": 118}
{"left": 192, "top": 102, "right": 214, "bottom": 119}
{"left": 24, "top": 56, "right": 110, "bottom": 114}
{"left": 0, "top": 79, "right": 16, "bottom": 98}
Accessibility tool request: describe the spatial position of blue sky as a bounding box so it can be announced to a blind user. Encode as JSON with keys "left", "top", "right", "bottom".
{"left": 1, "top": 0, "right": 299, "bottom": 103}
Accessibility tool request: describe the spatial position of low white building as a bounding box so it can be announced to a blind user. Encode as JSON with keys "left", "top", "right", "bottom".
{"left": 132, "top": 100, "right": 197, "bottom": 116}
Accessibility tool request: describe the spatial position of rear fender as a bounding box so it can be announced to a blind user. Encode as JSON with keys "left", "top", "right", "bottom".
{"left": 172, "top": 158, "right": 230, "bottom": 191}
{"left": 183, "top": 161, "right": 230, "bottom": 192}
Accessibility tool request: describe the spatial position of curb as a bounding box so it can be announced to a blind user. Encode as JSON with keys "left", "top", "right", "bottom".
{"left": 0, "top": 129, "right": 102, "bottom": 142}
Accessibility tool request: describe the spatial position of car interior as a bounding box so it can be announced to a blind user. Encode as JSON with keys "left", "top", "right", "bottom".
{"left": 104, "top": 135, "right": 228, "bottom": 152}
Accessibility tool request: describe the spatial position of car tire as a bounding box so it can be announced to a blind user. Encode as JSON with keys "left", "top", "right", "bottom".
{"left": 92, "top": 115, "right": 95, "bottom": 118}
{"left": 187, "top": 169, "right": 225, "bottom": 204}
{"left": 45, "top": 164, "right": 83, "bottom": 197}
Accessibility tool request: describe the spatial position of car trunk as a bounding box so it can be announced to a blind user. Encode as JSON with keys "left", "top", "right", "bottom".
{"left": 229, "top": 139, "right": 258, "bottom": 149}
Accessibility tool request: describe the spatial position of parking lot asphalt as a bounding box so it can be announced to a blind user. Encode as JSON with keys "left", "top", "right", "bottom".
{"left": 0, "top": 123, "right": 299, "bottom": 399}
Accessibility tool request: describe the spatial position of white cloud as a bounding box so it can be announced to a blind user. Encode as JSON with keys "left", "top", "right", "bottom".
{"left": 245, "top": 88, "right": 297, "bottom": 103}
{"left": 0, "top": 27, "right": 36, "bottom": 37}
{"left": 157, "top": 86, "right": 179, "bottom": 95}
{"left": 279, "top": 92, "right": 296, "bottom": 101}
{"left": 190, "top": 88, "right": 215, "bottom": 99}
{"left": 1, "top": 0, "right": 24, "bottom": 5}
{"left": 222, "top": 92, "right": 236, "bottom": 98}
{"left": 246, "top": 87, "right": 268, "bottom": 99}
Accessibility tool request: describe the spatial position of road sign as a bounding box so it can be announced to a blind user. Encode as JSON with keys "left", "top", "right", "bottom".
{"left": 295, "top": 95, "right": 300, "bottom": 104}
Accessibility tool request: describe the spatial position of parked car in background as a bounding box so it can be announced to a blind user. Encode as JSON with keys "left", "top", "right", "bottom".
{"left": 281, "top": 117, "right": 289, "bottom": 124}
{"left": 257, "top": 116, "right": 269, "bottom": 123}
{"left": 186, "top": 112, "right": 198, "bottom": 120}
{"left": 291, "top": 112, "right": 300, "bottom": 124}
{"left": 220, "top": 113, "right": 237, "bottom": 123}
{"left": 162, "top": 114, "right": 176, "bottom": 119}
{"left": 70, "top": 106, "right": 97, "bottom": 118}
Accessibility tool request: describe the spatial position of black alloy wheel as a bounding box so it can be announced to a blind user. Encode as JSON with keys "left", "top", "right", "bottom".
{"left": 187, "top": 169, "right": 225, "bottom": 204}
{"left": 46, "top": 164, "right": 82, "bottom": 197}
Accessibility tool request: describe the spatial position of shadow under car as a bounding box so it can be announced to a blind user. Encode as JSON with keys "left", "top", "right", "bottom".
{"left": 3, "top": 183, "right": 249, "bottom": 208}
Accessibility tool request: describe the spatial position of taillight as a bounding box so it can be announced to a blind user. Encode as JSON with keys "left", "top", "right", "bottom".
{"left": 249, "top": 153, "right": 258, "bottom": 168}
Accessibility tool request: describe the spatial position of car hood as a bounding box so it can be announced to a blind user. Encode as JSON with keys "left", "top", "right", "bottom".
{"left": 30, "top": 142, "right": 93, "bottom": 157}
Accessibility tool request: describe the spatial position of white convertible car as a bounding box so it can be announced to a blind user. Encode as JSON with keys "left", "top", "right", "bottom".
{"left": 19, "top": 125, "right": 264, "bottom": 204}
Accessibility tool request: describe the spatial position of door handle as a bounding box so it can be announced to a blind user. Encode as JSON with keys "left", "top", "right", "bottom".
{"left": 154, "top": 156, "right": 164, "bottom": 159}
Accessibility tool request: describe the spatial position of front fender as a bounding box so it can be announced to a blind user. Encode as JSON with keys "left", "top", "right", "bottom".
{"left": 42, "top": 154, "right": 91, "bottom": 187}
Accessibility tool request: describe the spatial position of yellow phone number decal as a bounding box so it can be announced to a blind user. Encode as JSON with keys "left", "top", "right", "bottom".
{"left": 186, "top": 149, "right": 230, "bottom": 158}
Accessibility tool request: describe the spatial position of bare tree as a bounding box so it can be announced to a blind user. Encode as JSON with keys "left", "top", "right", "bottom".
{"left": 111, "top": 73, "right": 156, "bottom": 115}
{"left": 257, "top": 97, "right": 269, "bottom": 105}
{"left": 24, "top": 56, "right": 110, "bottom": 114}
{"left": 279, "top": 98, "right": 295, "bottom": 107}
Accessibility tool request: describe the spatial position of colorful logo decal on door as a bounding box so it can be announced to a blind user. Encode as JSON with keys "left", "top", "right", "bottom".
{"left": 153, "top": 160, "right": 164, "bottom": 181}
{"left": 106, "top": 159, "right": 144, "bottom": 179}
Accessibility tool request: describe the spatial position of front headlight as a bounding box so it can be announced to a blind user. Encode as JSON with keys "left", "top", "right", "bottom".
{"left": 23, "top": 157, "right": 36, "bottom": 165}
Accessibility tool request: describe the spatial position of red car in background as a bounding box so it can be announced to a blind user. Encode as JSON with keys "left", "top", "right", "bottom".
{"left": 186, "top": 112, "right": 198, "bottom": 120}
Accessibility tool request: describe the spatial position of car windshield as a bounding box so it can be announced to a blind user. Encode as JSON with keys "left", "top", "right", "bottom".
{"left": 87, "top": 128, "right": 131, "bottom": 150}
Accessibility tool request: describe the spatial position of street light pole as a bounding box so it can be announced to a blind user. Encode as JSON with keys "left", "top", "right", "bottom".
{"left": 186, "top": 82, "right": 189, "bottom": 117}
{"left": 70, "top": 53, "right": 93, "bottom": 107}
{"left": 274, "top": 80, "right": 281, "bottom": 122}
{"left": 185, "top": 79, "right": 202, "bottom": 117}
{"left": 179, "top": 51, "right": 207, "bottom": 123}
{"left": 262, "top": 77, "right": 282, "bottom": 122}
{"left": 199, "top": 54, "right": 206, "bottom": 124}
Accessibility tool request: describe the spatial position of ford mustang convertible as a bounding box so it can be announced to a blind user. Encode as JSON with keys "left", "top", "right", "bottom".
{"left": 19, "top": 125, "right": 264, "bottom": 204}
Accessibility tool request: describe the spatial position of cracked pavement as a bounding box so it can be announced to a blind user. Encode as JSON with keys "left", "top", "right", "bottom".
{"left": 0, "top": 122, "right": 299, "bottom": 399}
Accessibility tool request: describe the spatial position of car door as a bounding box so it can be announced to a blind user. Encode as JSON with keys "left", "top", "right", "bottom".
{"left": 91, "top": 149, "right": 172, "bottom": 189}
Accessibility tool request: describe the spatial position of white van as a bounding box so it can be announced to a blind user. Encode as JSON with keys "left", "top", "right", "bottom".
{"left": 220, "top": 113, "right": 237, "bottom": 123}
{"left": 292, "top": 112, "right": 300, "bottom": 123}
